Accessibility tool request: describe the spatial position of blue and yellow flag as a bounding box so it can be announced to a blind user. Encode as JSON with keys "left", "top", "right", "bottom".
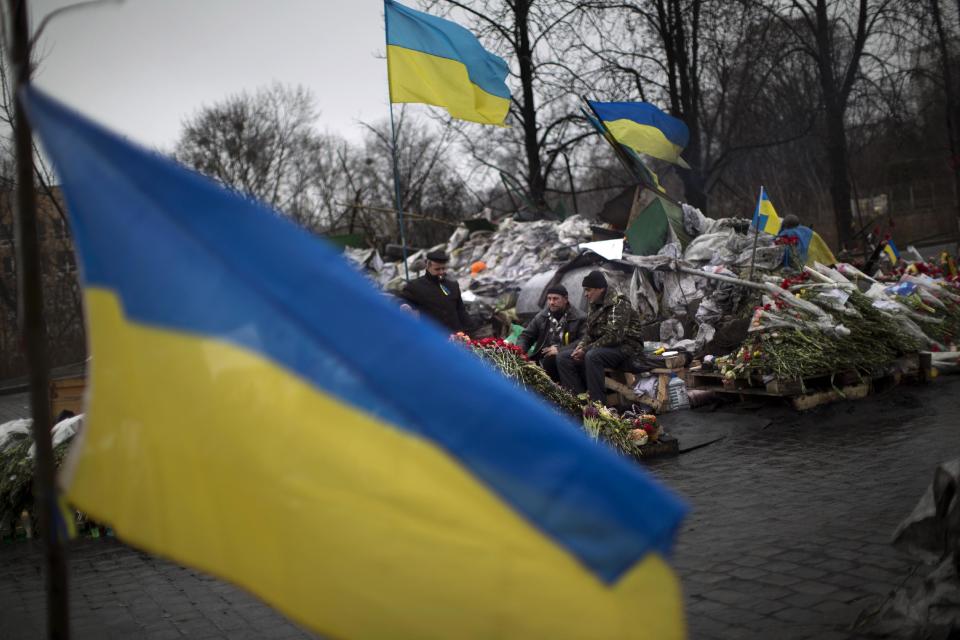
{"left": 884, "top": 239, "right": 900, "bottom": 265}
{"left": 25, "top": 87, "right": 686, "bottom": 639}
{"left": 385, "top": 0, "right": 510, "bottom": 125}
{"left": 583, "top": 108, "right": 666, "bottom": 194}
{"left": 752, "top": 186, "right": 781, "bottom": 235}
{"left": 588, "top": 100, "right": 690, "bottom": 168}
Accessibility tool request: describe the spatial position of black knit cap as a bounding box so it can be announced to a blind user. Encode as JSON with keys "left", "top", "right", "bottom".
{"left": 426, "top": 250, "right": 449, "bottom": 263}
{"left": 545, "top": 284, "right": 568, "bottom": 297}
{"left": 581, "top": 270, "right": 607, "bottom": 289}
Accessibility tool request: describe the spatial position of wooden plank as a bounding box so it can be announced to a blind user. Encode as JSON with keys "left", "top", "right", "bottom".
{"left": 50, "top": 375, "right": 85, "bottom": 420}
{"left": 791, "top": 382, "right": 870, "bottom": 411}
{"left": 656, "top": 373, "right": 670, "bottom": 409}
{"left": 765, "top": 378, "right": 803, "bottom": 395}
{"left": 603, "top": 375, "right": 658, "bottom": 408}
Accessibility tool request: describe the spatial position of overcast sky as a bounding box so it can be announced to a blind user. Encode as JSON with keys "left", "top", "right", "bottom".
{"left": 31, "top": 0, "right": 393, "bottom": 151}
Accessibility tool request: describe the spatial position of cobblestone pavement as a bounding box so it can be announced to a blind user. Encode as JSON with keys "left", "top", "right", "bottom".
{"left": 0, "top": 539, "right": 318, "bottom": 640}
{"left": 1, "top": 377, "right": 958, "bottom": 639}
{"left": 650, "top": 375, "right": 960, "bottom": 639}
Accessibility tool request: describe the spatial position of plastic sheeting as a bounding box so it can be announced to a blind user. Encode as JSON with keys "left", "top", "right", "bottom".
{"left": 348, "top": 215, "right": 594, "bottom": 309}
{"left": 343, "top": 209, "right": 797, "bottom": 354}
{"left": 683, "top": 228, "right": 785, "bottom": 270}
{"left": 866, "top": 460, "right": 960, "bottom": 636}
{"left": 27, "top": 414, "right": 83, "bottom": 459}
{"left": 0, "top": 418, "right": 31, "bottom": 452}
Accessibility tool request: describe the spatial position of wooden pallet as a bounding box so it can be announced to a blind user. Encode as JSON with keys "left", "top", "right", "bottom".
{"left": 633, "top": 435, "right": 679, "bottom": 459}
{"left": 690, "top": 368, "right": 868, "bottom": 395}
{"left": 688, "top": 353, "right": 927, "bottom": 411}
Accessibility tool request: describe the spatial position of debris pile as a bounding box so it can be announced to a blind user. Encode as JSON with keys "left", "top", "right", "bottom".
{"left": 341, "top": 203, "right": 958, "bottom": 417}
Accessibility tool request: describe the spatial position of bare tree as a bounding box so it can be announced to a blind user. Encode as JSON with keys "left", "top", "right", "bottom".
{"left": 578, "top": 0, "right": 819, "bottom": 213}
{"left": 175, "top": 83, "right": 331, "bottom": 228}
{"left": 425, "top": 0, "right": 595, "bottom": 215}
{"left": 350, "top": 111, "right": 474, "bottom": 248}
{"left": 758, "top": 0, "right": 900, "bottom": 248}
{"left": 0, "top": 56, "right": 85, "bottom": 378}
{"left": 922, "top": 0, "right": 960, "bottom": 223}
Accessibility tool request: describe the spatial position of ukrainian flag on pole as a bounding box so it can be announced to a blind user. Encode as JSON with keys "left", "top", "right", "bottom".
{"left": 25, "top": 87, "right": 686, "bottom": 639}
{"left": 752, "top": 186, "right": 782, "bottom": 235}
{"left": 883, "top": 239, "right": 900, "bottom": 264}
{"left": 385, "top": 0, "right": 511, "bottom": 125}
{"left": 588, "top": 100, "right": 690, "bottom": 168}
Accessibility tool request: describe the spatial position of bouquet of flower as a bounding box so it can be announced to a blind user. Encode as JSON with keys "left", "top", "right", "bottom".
{"left": 453, "top": 334, "right": 658, "bottom": 455}
{"left": 725, "top": 277, "right": 922, "bottom": 382}
{"left": 582, "top": 403, "right": 659, "bottom": 455}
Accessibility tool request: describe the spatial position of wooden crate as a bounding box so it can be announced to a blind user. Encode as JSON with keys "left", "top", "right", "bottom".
{"left": 50, "top": 375, "right": 86, "bottom": 420}
{"left": 604, "top": 368, "right": 685, "bottom": 411}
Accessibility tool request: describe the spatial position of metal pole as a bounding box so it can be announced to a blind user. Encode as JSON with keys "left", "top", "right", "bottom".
{"left": 746, "top": 187, "right": 763, "bottom": 281}
{"left": 675, "top": 264, "right": 769, "bottom": 292}
{"left": 383, "top": 0, "right": 409, "bottom": 281}
{"left": 6, "top": 0, "right": 70, "bottom": 637}
{"left": 581, "top": 98, "right": 683, "bottom": 208}
{"left": 746, "top": 224, "right": 761, "bottom": 281}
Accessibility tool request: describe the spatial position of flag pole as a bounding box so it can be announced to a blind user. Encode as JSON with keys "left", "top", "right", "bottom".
{"left": 6, "top": 0, "right": 71, "bottom": 637}
{"left": 383, "top": 0, "right": 410, "bottom": 281}
{"left": 747, "top": 187, "right": 763, "bottom": 281}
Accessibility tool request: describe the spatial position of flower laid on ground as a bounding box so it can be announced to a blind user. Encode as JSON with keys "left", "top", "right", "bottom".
{"left": 729, "top": 288, "right": 923, "bottom": 382}
{"left": 582, "top": 404, "right": 601, "bottom": 440}
{"left": 451, "top": 333, "right": 661, "bottom": 456}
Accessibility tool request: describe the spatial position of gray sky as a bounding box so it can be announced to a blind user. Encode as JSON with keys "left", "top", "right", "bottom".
{"left": 31, "top": 0, "right": 391, "bottom": 150}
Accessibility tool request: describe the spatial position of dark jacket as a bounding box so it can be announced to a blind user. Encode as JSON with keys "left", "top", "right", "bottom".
{"left": 579, "top": 289, "right": 645, "bottom": 358}
{"left": 517, "top": 304, "right": 585, "bottom": 358}
{"left": 399, "top": 273, "right": 472, "bottom": 334}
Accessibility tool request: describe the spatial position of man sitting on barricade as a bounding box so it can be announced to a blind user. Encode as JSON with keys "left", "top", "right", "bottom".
{"left": 557, "top": 270, "right": 646, "bottom": 404}
{"left": 517, "top": 284, "right": 585, "bottom": 383}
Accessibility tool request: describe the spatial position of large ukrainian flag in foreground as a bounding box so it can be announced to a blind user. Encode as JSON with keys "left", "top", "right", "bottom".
{"left": 588, "top": 100, "right": 690, "bottom": 168}
{"left": 25, "top": 86, "right": 687, "bottom": 639}
{"left": 386, "top": 0, "right": 511, "bottom": 125}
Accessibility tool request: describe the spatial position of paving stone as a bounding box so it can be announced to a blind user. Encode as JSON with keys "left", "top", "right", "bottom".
{"left": 755, "top": 572, "right": 803, "bottom": 587}
{"left": 728, "top": 566, "right": 766, "bottom": 580}
{"left": 789, "top": 580, "right": 840, "bottom": 596}
{"left": 789, "top": 566, "right": 828, "bottom": 580}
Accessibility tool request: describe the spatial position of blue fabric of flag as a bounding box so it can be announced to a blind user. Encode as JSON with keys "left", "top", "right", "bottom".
{"left": 385, "top": 0, "right": 510, "bottom": 100}
{"left": 22, "top": 86, "right": 686, "bottom": 583}
{"left": 588, "top": 101, "right": 689, "bottom": 149}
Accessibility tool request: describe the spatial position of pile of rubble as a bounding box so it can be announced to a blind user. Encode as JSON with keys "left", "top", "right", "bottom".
{"left": 345, "top": 215, "right": 594, "bottom": 321}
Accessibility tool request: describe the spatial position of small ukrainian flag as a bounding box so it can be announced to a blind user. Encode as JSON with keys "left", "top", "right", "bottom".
{"left": 884, "top": 239, "right": 900, "bottom": 264}
{"left": 752, "top": 186, "right": 782, "bottom": 235}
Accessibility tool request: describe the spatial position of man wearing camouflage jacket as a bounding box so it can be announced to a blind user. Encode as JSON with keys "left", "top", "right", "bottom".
{"left": 557, "top": 270, "right": 645, "bottom": 403}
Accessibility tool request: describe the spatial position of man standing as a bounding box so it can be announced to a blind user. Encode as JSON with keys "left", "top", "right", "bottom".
{"left": 557, "top": 270, "right": 645, "bottom": 404}
{"left": 517, "top": 285, "right": 585, "bottom": 382}
{"left": 399, "top": 251, "right": 472, "bottom": 334}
